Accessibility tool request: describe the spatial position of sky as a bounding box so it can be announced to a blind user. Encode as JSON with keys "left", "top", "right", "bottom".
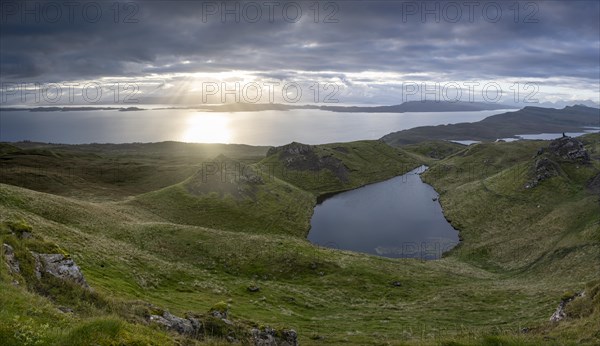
{"left": 1, "top": 0, "right": 599, "bottom": 106}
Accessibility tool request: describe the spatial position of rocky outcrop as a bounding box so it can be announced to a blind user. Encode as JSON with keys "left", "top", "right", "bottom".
{"left": 548, "top": 136, "right": 590, "bottom": 163}
{"left": 251, "top": 326, "right": 298, "bottom": 346}
{"left": 32, "top": 252, "right": 89, "bottom": 289}
{"left": 267, "top": 142, "right": 349, "bottom": 182}
{"left": 525, "top": 158, "right": 560, "bottom": 189}
{"left": 3, "top": 243, "right": 20, "bottom": 274}
{"left": 525, "top": 136, "right": 591, "bottom": 189}
{"left": 149, "top": 311, "right": 202, "bottom": 336}
{"left": 148, "top": 309, "right": 298, "bottom": 345}
{"left": 550, "top": 291, "right": 585, "bottom": 322}
{"left": 267, "top": 142, "right": 312, "bottom": 157}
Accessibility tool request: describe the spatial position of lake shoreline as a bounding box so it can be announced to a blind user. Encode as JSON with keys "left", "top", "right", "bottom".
{"left": 308, "top": 165, "right": 460, "bottom": 259}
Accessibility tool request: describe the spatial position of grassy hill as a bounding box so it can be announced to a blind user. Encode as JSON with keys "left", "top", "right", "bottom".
{"left": 1, "top": 135, "right": 599, "bottom": 345}
{"left": 259, "top": 140, "right": 420, "bottom": 196}
{"left": 127, "top": 155, "right": 315, "bottom": 237}
{"left": 0, "top": 142, "right": 269, "bottom": 200}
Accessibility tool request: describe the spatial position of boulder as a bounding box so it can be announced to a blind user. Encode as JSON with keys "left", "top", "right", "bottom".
{"left": 32, "top": 252, "right": 89, "bottom": 289}
{"left": 149, "top": 311, "right": 202, "bottom": 336}
{"left": 251, "top": 326, "right": 298, "bottom": 346}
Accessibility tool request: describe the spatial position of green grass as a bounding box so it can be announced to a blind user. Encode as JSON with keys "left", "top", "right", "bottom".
{"left": 259, "top": 140, "right": 420, "bottom": 196}
{"left": 1, "top": 135, "right": 599, "bottom": 344}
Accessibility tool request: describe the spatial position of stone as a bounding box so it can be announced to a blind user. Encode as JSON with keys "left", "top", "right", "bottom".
{"left": 149, "top": 311, "right": 203, "bottom": 337}
{"left": 58, "top": 306, "right": 74, "bottom": 313}
{"left": 251, "top": 327, "right": 298, "bottom": 346}
{"left": 247, "top": 285, "right": 260, "bottom": 293}
{"left": 32, "top": 252, "right": 89, "bottom": 289}
{"left": 550, "top": 301, "right": 567, "bottom": 322}
{"left": 162, "top": 311, "right": 194, "bottom": 335}
{"left": 267, "top": 142, "right": 349, "bottom": 182}
{"left": 211, "top": 310, "right": 227, "bottom": 319}
{"left": 550, "top": 291, "right": 584, "bottom": 322}
{"left": 3, "top": 243, "right": 20, "bottom": 274}
{"left": 392, "top": 281, "right": 402, "bottom": 287}
{"left": 525, "top": 158, "right": 559, "bottom": 189}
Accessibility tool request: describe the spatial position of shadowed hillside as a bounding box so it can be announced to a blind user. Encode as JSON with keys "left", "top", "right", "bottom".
{"left": 383, "top": 105, "right": 600, "bottom": 145}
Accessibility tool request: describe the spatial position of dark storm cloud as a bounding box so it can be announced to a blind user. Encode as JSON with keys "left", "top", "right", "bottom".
{"left": 0, "top": 0, "right": 598, "bottom": 89}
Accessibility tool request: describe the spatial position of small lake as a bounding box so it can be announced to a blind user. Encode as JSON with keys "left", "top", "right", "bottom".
{"left": 308, "top": 166, "right": 459, "bottom": 260}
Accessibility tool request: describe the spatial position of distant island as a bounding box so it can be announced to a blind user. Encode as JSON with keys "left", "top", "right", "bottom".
{"left": 382, "top": 105, "right": 600, "bottom": 145}
{"left": 0, "top": 100, "right": 512, "bottom": 114}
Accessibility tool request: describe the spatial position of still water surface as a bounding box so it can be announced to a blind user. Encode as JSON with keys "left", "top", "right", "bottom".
{"left": 308, "top": 166, "right": 459, "bottom": 259}
{"left": 0, "top": 108, "right": 510, "bottom": 145}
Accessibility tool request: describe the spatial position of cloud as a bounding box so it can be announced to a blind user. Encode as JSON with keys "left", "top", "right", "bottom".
{"left": 1, "top": 0, "right": 598, "bottom": 104}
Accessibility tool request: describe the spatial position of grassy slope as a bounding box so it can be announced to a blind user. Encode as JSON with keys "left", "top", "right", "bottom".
{"left": 127, "top": 158, "right": 316, "bottom": 238}
{"left": 259, "top": 140, "right": 420, "bottom": 195}
{"left": 0, "top": 141, "right": 268, "bottom": 200}
{"left": 1, "top": 136, "right": 599, "bottom": 345}
{"left": 422, "top": 135, "right": 600, "bottom": 342}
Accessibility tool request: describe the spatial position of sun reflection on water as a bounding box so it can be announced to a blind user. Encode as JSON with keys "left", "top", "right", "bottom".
{"left": 181, "top": 113, "right": 232, "bottom": 143}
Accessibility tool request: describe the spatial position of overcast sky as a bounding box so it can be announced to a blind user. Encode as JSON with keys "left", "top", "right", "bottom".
{"left": 1, "top": 0, "right": 599, "bottom": 106}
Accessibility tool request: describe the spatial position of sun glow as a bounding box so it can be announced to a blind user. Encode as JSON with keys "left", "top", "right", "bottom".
{"left": 181, "top": 113, "right": 232, "bottom": 143}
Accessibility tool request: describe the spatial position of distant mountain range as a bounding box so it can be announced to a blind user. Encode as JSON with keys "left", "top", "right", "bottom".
{"left": 197, "top": 100, "right": 513, "bottom": 113}
{"left": 0, "top": 101, "right": 514, "bottom": 113}
{"left": 382, "top": 105, "right": 600, "bottom": 145}
{"left": 3, "top": 100, "right": 598, "bottom": 114}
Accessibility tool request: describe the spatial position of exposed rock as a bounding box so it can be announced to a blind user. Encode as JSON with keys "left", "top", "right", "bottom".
{"left": 525, "top": 158, "right": 559, "bottom": 189}
{"left": 58, "top": 306, "right": 74, "bottom": 313}
{"left": 268, "top": 142, "right": 349, "bottom": 182}
{"left": 149, "top": 311, "right": 203, "bottom": 336}
{"left": 550, "top": 291, "right": 584, "bottom": 322}
{"left": 548, "top": 136, "right": 590, "bottom": 163}
{"left": 267, "top": 142, "right": 312, "bottom": 157}
{"left": 391, "top": 281, "right": 402, "bottom": 287}
{"left": 535, "top": 147, "right": 544, "bottom": 157}
{"left": 251, "top": 326, "right": 298, "bottom": 346}
{"left": 526, "top": 136, "right": 591, "bottom": 189}
{"left": 3, "top": 243, "right": 20, "bottom": 274}
{"left": 247, "top": 285, "right": 260, "bottom": 293}
{"left": 32, "top": 252, "right": 89, "bottom": 289}
{"left": 550, "top": 301, "right": 567, "bottom": 322}
{"left": 148, "top": 309, "right": 299, "bottom": 344}
{"left": 149, "top": 314, "right": 171, "bottom": 328}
